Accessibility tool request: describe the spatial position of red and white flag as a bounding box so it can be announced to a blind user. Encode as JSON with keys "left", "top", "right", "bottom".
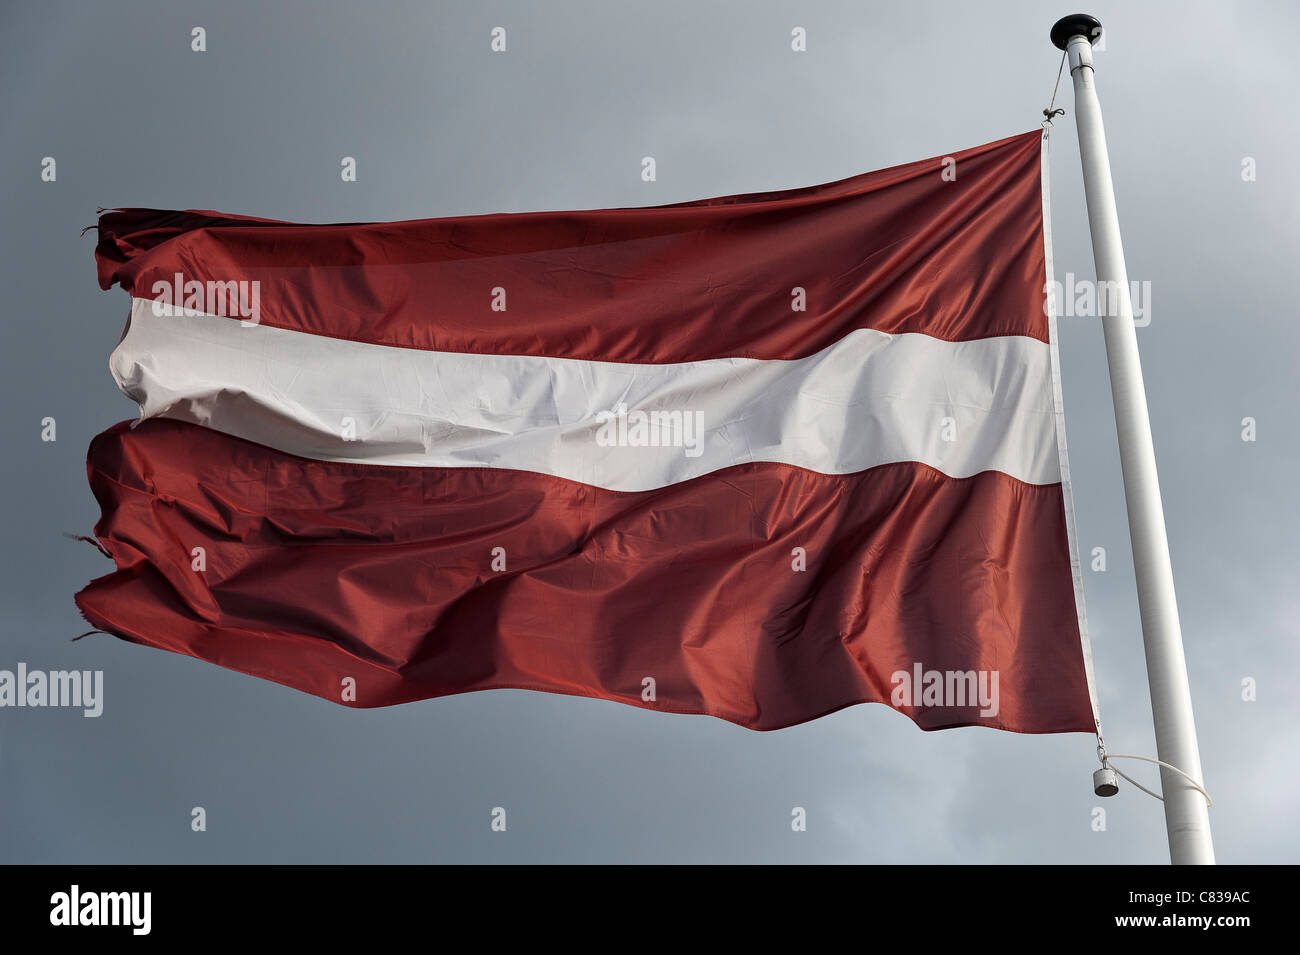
{"left": 77, "top": 130, "right": 1098, "bottom": 733}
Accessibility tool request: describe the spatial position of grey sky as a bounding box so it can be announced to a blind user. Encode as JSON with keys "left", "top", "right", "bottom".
{"left": 1, "top": 0, "right": 1296, "bottom": 863}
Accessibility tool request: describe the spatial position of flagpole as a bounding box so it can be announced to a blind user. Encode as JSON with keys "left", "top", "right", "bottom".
{"left": 1050, "top": 14, "right": 1214, "bottom": 865}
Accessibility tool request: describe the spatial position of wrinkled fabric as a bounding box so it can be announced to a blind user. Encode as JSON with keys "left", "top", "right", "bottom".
{"left": 93, "top": 131, "right": 1049, "bottom": 360}
{"left": 77, "top": 128, "right": 1095, "bottom": 732}
{"left": 78, "top": 419, "right": 1092, "bottom": 731}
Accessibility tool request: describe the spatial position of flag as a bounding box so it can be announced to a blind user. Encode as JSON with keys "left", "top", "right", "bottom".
{"left": 77, "top": 129, "right": 1097, "bottom": 732}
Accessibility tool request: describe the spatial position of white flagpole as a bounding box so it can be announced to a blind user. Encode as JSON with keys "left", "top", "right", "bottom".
{"left": 1050, "top": 14, "right": 1214, "bottom": 864}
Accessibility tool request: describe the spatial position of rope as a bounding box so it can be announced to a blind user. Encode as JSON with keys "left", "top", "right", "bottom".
{"left": 1042, "top": 49, "right": 1067, "bottom": 126}
{"left": 1100, "top": 751, "right": 1213, "bottom": 808}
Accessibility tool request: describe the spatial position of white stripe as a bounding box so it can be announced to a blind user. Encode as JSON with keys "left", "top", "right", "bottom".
{"left": 112, "top": 297, "right": 1062, "bottom": 491}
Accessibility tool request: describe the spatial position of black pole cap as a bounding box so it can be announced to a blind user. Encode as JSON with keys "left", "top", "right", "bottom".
{"left": 1051, "top": 14, "right": 1102, "bottom": 50}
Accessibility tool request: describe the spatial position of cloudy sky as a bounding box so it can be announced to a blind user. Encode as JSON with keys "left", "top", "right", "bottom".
{"left": 1, "top": 0, "right": 1296, "bottom": 863}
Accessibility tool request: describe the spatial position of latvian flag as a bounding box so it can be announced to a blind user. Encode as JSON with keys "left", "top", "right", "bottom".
{"left": 78, "top": 130, "right": 1098, "bottom": 733}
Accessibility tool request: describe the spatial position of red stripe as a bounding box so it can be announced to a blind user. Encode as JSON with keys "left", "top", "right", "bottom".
{"left": 93, "top": 131, "right": 1047, "bottom": 362}
{"left": 75, "top": 418, "right": 1092, "bottom": 733}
